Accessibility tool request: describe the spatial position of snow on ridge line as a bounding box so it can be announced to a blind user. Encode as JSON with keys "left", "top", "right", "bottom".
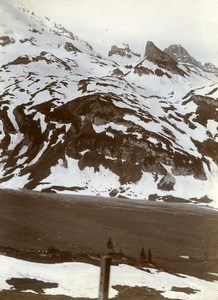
{"left": 0, "top": 254, "right": 218, "bottom": 299}
{"left": 0, "top": 0, "right": 99, "bottom": 58}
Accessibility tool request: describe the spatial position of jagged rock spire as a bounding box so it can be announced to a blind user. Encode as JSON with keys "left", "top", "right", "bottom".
{"left": 144, "top": 41, "right": 186, "bottom": 76}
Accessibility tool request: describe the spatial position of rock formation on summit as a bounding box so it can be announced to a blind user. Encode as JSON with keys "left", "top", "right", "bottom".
{"left": 164, "top": 44, "right": 218, "bottom": 76}
{"left": 144, "top": 41, "right": 187, "bottom": 76}
{"left": 108, "top": 43, "right": 140, "bottom": 59}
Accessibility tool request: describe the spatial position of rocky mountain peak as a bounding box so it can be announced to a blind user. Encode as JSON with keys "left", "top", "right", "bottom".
{"left": 145, "top": 41, "right": 160, "bottom": 57}
{"left": 108, "top": 43, "right": 140, "bottom": 59}
{"left": 203, "top": 62, "right": 218, "bottom": 76}
{"left": 164, "top": 44, "right": 200, "bottom": 67}
{"left": 164, "top": 44, "right": 218, "bottom": 76}
{"left": 145, "top": 41, "right": 172, "bottom": 61}
{"left": 144, "top": 41, "right": 186, "bottom": 76}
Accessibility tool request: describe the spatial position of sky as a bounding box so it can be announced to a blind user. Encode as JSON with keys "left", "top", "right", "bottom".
{"left": 15, "top": 0, "right": 218, "bottom": 65}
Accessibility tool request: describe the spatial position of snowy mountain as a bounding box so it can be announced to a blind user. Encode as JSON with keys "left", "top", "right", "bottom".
{"left": 164, "top": 44, "right": 218, "bottom": 76}
{"left": 0, "top": 1, "right": 217, "bottom": 206}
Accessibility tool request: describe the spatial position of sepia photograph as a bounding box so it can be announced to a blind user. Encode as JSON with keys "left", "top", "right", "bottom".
{"left": 0, "top": 0, "right": 218, "bottom": 299}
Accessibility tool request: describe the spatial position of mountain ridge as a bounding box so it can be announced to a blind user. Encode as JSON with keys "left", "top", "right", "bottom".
{"left": 0, "top": 2, "right": 217, "bottom": 207}
{"left": 164, "top": 44, "right": 218, "bottom": 76}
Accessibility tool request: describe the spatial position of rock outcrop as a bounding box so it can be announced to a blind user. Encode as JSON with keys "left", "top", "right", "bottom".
{"left": 0, "top": 35, "right": 15, "bottom": 46}
{"left": 0, "top": 1, "right": 217, "bottom": 204}
{"left": 164, "top": 44, "right": 201, "bottom": 66}
{"left": 145, "top": 41, "right": 186, "bottom": 76}
{"left": 164, "top": 44, "right": 218, "bottom": 76}
{"left": 108, "top": 44, "right": 140, "bottom": 59}
{"left": 203, "top": 62, "right": 218, "bottom": 76}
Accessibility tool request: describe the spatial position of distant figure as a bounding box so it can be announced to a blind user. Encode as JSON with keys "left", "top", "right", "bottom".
{"left": 106, "top": 237, "right": 114, "bottom": 254}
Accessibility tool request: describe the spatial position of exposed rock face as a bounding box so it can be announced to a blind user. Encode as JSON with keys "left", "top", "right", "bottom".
{"left": 108, "top": 44, "right": 140, "bottom": 59}
{"left": 133, "top": 65, "right": 172, "bottom": 78}
{"left": 164, "top": 44, "right": 218, "bottom": 76}
{"left": 203, "top": 62, "right": 218, "bottom": 76}
{"left": 164, "top": 44, "right": 201, "bottom": 66}
{"left": 112, "top": 68, "right": 124, "bottom": 77}
{"left": 0, "top": 35, "right": 15, "bottom": 46}
{"left": 183, "top": 94, "right": 218, "bottom": 165}
{"left": 64, "top": 42, "right": 80, "bottom": 52}
{"left": 134, "top": 65, "right": 153, "bottom": 76}
{"left": 145, "top": 41, "right": 186, "bottom": 76}
{"left": 0, "top": 1, "right": 217, "bottom": 204}
{"left": 157, "top": 173, "right": 176, "bottom": 191}
{"left": 0, "top": 89, "right": 211, "bottom": 193}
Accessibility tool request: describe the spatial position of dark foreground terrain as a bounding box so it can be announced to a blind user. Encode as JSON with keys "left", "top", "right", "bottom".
{"left": 0, "top": 188, "right": 218, "bottom": 299}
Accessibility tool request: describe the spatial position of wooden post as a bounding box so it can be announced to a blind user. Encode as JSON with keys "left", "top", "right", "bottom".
{"left": 98, "top": 255, "right": 111, "bottom": 300}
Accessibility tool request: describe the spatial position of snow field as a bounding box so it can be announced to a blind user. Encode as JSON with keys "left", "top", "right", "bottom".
{"left": 0, "top": 255, "right": 218, "bottom": 299}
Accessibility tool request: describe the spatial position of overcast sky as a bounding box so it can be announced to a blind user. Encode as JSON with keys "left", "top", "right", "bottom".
{"left": 17, "top": 0, "right": 218, "bottom": 65}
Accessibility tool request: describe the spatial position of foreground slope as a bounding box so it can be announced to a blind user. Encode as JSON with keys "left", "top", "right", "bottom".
{"left": 0, "top": 254, "right": 218, "bottom": 300}
{"left": 0, "top": 1, "right": 217, "bottom": 205}
{"left": 0, "top": 188, "right": 218, "bottom": 299}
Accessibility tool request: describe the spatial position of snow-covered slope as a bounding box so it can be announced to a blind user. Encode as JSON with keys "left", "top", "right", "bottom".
{"left": 1, "top": 254, "right": 218, "bottom": 299}
{"left": 0, "top": 1, "right": 217, "bottom": 206}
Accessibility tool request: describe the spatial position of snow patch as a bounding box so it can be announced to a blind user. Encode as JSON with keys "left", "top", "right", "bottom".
{"left": 0, "top": 255, "right": 218, "bottom": 299}
{"left": 180, "top": 256, "right": 190, "bottom": 260}
{"left": 37, "top": 156, "right": 120, "bottom": 196}
{"left": 0, "top": 173, "right": 30, "bottom": 189}
{"left": 29, "top": 141, "right": 49, "bottom": 165}
{"left": 16, "top": 145, "right": 28, "bottom": 157}
{"left": 8, "top": 133, "right": 24, "bottom": 151}
{"left": 93, "top": 122, "right": 128, "bottom": 133}
{"left": 33, "top": 112, "right": 47, "bottom": 133}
